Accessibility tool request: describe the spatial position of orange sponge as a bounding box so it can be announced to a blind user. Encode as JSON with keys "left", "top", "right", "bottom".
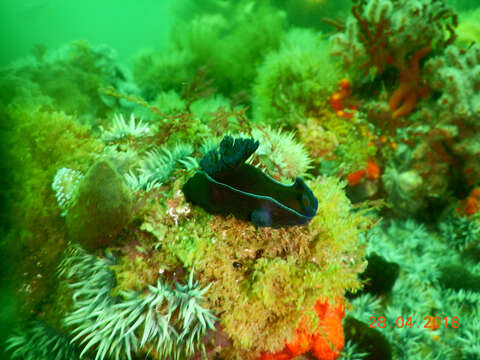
{"left": 258, "top": 299, "right": 345, "bottom": 360}
{"left": 311, "top": 301, "right": 345, "bottom": 360}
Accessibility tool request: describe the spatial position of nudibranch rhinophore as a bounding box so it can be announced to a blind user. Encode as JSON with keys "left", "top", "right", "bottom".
{"left": 182, "top": 136, "right": 318, "bottom": 227}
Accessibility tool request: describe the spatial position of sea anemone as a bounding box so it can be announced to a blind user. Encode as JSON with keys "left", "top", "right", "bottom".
{"left": 101, "top": 113, "right": 153, "bottom": 142}
{"left": 59, "top": 245, "right": 216, "bottom": 360}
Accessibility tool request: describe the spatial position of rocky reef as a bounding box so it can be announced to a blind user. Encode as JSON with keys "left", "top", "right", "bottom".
{"left": 2, "top": 0, "right": 480, "bottom": 359}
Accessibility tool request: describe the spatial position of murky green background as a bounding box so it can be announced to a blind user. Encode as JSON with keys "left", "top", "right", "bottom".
{"left": 0, "top": 0, "right": 173, "bottom": 66}
{"left": 0, "top": 0, "right": 479, "bottom": 358}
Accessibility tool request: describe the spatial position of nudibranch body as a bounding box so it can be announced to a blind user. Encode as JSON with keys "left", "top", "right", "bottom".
{"left": 182, "top": 136, "right": 318, "bottom": 227}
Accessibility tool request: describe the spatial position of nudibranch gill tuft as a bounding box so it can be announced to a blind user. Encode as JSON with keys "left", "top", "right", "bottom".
{"left": 182, "top": 136, "right": 318, "bottom": 227}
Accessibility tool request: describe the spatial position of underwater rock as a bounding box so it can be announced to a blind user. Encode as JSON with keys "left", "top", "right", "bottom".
{"left": 183, "top": 136, "right": 318, "bottom": 227}
{"left": 347, "top": 252, "right": 400, "bottom": 298}
{"left": 345, "top": 180, "right": 378, "bottom": 203}
{"left": 66, "top": 160, "right": 131, "bottom": 250}
{"left": 344, "top": 316, "right": 392, "bottom": 360}
{"left": 438, "top": 263, "right": 480, "bottom": 292}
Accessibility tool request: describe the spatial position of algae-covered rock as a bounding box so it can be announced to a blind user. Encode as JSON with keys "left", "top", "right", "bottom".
{"left": 66, "top": 160, "right": 131, "bottom": 250}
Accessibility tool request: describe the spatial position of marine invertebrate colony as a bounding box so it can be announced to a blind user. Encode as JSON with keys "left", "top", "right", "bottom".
{"left": 139, "top": 143, "right": 196, "bottom": 188}
{"left": 387, "top": 46, "right": 431, "bottom": 118}
{"left": 329, "top": 78, "right": 358, "bottom": 118}
{"left": 425, "top": 43, "right": 480, "bottom": 125}
{"left": 330, "top": 0, "right": 457, "bottom": 117}
{"left": 253, "top": 28, "right": 340, "bottom": 126}
{"left": 9, "top": 0, "right": 480, "bottom": 358}
{"left": 58, "top": 245, "right": 216, "bottom": 360}
{"left": 331, "top": 0, "right": 456, "bottom": 74}
{"left": 347, "top": 218, "right": 480, "bottom": 359}
{"left": 6, "top": 321, "right": 83, "bottom": 360}
{"left": 133, "top": 0, "right": 286, "bottom": 99}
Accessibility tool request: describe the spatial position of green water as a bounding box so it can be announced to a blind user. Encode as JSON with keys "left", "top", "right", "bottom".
{"left": 0, "top": 0, "right": 173, "bottom": 66}
{"left": 1, "top": 0, "right": 480, "bottom": 359}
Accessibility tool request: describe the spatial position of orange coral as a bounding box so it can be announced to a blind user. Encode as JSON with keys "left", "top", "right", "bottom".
{"left": 258, "top": 299, "right": 345, "bottom": 360}
{"left": 465, "top": 197, "right": 479, "bottom": 216}
{"left": 347, "top": 170, "right": 367, "bottom": 187}
{"left": 329, "top": 78, "right": 358, "bottom": 118}
{"left": 388, "top": 47, "right": 432, "bottom": 118}
{"left": 347, "top": 160, "right": 381, "bottom": 186}
{"left": 366, "top": 160, "right": 380, "bottom": 180}
{"left": 457, "top": 188, "right": 480, "bottom": 216}
{"left": 338, "top": 78, "right": 351, "bottom": 93}
{"left": 330, "top": 92, "right": 344, "bottom": 112}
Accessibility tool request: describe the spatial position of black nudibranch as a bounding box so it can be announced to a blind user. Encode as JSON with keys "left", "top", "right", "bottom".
{"left": 182, "top": 136, "right": 318, "bottom": 227}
